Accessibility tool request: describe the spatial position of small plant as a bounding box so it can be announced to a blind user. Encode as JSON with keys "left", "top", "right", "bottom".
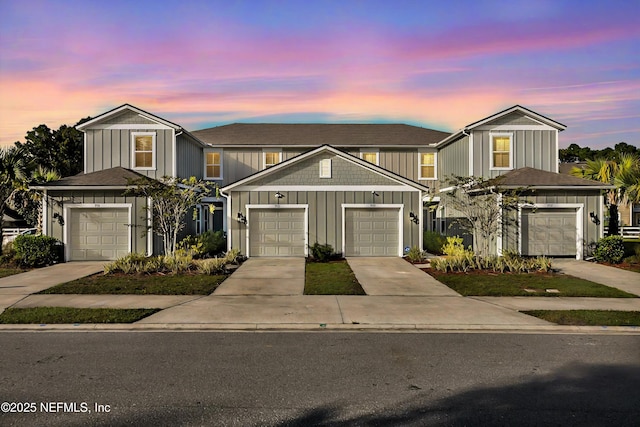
{"left": 163, "top": 249, "right": 194, "bottom": 274}
{"left": 194, "top": 257, "right": 227, "bottom": 275}
{"left": 594, "top": 235, "right": 625, "bottom": 264}
{"left": 13, "top": 235, "right": 62, "bottom": 267}
{"left": 224, "top": 248, "right": 242, "bottom": 265}
{"left": 0, "top": 242, "right": 16, "bottom": 265}
{"left": 423, "top": 231, "right": 446, "bottom": 254}
{"left": 442, "top": 236, "right": 470, "bottom": 257}
{"left": 310, "top": 242, "right": 335, "bottom": 262}
{"left": 406, "top": 246, "right": 426, "bottom": 263}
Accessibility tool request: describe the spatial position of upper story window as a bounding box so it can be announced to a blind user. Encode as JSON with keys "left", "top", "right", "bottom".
{"left": 205, "top": 150, "right": 222, "bottom": 180}
{"left": 132, "top": 132, "right": 156, "bottom": 170}
{"left": 319, "top": 158, "right": 332, "bottom": 178}
{"left": 490, "top": 134, "right": 513, "bottom": 170}
{"left": 263, "top": 150, "right": 282, "bottom": 169}
{"left": 360, "top": 149, "right": 379, "bottom": 165}
{"left": 419, "top": 152, "right": 437, "bottom": 180}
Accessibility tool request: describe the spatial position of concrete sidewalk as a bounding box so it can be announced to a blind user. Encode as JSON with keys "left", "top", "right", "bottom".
{"left": 214, "top": 258, "right": 305, "bottom": 295}
{"left": 553, "top": 259, "right": 640, "bottom": 296}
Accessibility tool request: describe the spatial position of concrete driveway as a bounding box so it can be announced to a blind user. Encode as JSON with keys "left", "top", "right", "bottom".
{"left": 214, "top": 257, "right": 305, "bottom": 295}
{"left": 346, "top": 257, "right": 459, "bottom": 296}
{"left": 552, "top": 259, "right": 640, "bottom": 296}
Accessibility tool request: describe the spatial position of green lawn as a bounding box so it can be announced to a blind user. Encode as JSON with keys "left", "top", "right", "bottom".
{"left": 0, "top": 267, "right": 26, "bottom": 279}
{"left": 38, "top": 273, "right": 228, "bottom": 295}
{"left": 428, "top": 271, "right": 636, "bottom": 298}
{"left": 522, "top": 310, "right": 640, "bottom": 326}
{"left": 0, "top": 307, "right": 159, "bottom": 324}
{"left": 305, "top": 260, "right": 365, "bottom": 295}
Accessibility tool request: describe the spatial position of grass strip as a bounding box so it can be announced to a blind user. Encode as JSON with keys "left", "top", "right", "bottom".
{"left": 0, "top": 268, "right": 26, "bottom": 279}
{"left": 305, "top": 260, "right": 365, "bottom": 295}
{"left": 428, "top": 271, "right": 635, "bottom": 298}
{"left": 0, "top": 307, "right": 159, "bottom": 324}
{"left": 522, "top": 310, "right": 640, "bottom": 326}
{"left": 38, "top": 273, "right": 227, "bottom": 295}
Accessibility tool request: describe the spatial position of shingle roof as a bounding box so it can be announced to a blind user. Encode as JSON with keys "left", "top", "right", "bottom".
{"left": 493, "top": 167, "right": 611, "bottom": 188}
{"left": 192, "top": 123, "right": 451, "bottom": 147}
{"left": 40, "top": 167, "right": 153, "bottom": 187}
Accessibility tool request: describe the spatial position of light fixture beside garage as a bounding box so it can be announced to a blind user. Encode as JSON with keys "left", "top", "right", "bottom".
{"left": 409, "top": 211, "right": 419, "bottom": 224}
{"left": 237, "top": 212, "right": 247, "bottom": 225}
{"left": 275, "top": 191, "right": 285, "bottom": 199}
{"left": 589, "top": 211, "right": 600, "bottom": 225}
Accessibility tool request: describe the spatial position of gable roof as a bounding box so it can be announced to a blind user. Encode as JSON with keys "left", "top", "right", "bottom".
{"left": 221, "top": 145, "right": 430, "bottom": 192}
{"left": 34, "top": 167, "right": 154, "bottom": 189}
{"left": 434, "top": 105, "right": 567, "bottom": 147}
{"left": 492, "top": 167, "right": 612, "bottom": 189}
{"left": 193, "top": 123, "right": 450, "bottom": 147}
{"left": 77, "top": 104, "right": 183, "bottom": 131}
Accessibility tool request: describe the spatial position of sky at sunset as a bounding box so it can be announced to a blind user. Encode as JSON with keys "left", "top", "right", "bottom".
{"left": 1, "top": 0, "right": 638, "bottom": 150}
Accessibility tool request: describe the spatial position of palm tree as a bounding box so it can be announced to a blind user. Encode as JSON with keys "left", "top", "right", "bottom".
{"left": 12, "top": 166, "right": 61, "bottom": 233}
{"left": 572, "top": 153, "right": 640, "bottom": 235}
{"left": 0, "top": 146, "right": 29, "bottom": 253}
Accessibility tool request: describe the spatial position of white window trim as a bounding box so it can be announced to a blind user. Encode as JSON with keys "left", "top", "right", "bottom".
{"left": 418, "top": 151, "right": 437, "bottom": 180}
{"left": 341, "top": 204, "right": 404, "bottom": 257}
{"left": 245, "top": 204, "right": 309, "bottom": 257}
{"left": 319, "top": 158, "right": 332, "bottom": 178}
{"left": 262, "top": 149, "right": 282, "bottom": 169}
{"left": 489, "top": 132, "right": 513, "bottom": 171}
{"left": 131, "top": 132, "right": 156, "bottom": 170}
{"left": 359, "top": 149, "right": 379, "bottom": 165}
{"left": 204, "top": 149, "right": 223, "bottom": 180}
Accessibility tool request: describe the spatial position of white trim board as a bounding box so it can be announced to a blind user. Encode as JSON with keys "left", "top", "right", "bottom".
{"left": 62, "top": 203, "right": 133, "bottom": 261}
{"left": 517, "top": 203, "right": 584, "bottom": 260}
{"left": 341, "top": 204, "right": 404, "bottom": 257}
{"left": 245, "top": 204, "right": 309, "bottom": 257}
{"left": 235, "top": 185, "right": 420, "bottom": 192}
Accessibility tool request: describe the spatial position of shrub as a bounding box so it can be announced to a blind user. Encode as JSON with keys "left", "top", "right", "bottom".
{"left": 0, "top": 241, "right": 16, "bottom": 265}
{"left": 194, "top": 257, "right": 227, "bottom": 275}
{"left": 424, "top": 231, "right": 446, "bottom": 254}
{"left": 310, "top": 242, "right": 335, "bottom": 262}
{"left": 594, "top": 235, "right": 625, "bottom": 264}
{"left": 442, "top": 236, "right": 469, "bottom": 257}
{"left": 179, "top": 231, "right": 227, "bottom": 258}
{"left": 406, "top": 246, "right": 426, "bottom": 263}
{"left": 104, "top": 253, "right": 159, "bottom": 275}
{"left": 224, "top": 248, "right": 242, "bottom": 265}
{"left": 13, "top": 235, "right": 62, "bottom": 268}
{"left": 163, "top": 249, "right": 194, "bottom": 274}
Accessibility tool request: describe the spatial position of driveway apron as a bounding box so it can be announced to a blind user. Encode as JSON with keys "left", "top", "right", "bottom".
{"left": 214, "top": 257, "right": 305, "bottom": 295}
{"left": 552, "top": 259, "right": 640, "bottom": 297}
{"left": 346, "top": 257, "right": 459, "bottom": 296}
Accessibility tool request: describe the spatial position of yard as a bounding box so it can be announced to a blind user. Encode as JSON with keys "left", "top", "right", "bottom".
{"left": 305, "top": 260, "right": 365, "bottom": 295}
{"left": 0, "top": 267, "right": 26, "bottom": 279}
{"left": 522, "top": 310, "right": 640, "bottom": 326}
{"left": 0, "top": 307, "right": 159, "bottom": 324}
{"left": 427, "top": 270, "right": 636, "bottom": 298}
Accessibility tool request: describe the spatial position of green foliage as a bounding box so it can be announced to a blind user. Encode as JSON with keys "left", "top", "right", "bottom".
{"left": 188, "top": 230, "right": 227, "bottom": 257}
{"left": 594, "top": 235, "right": 626, "bottom": 264}
{"left": 194, "top": 257, "right": 227, "bottom": 275}
{"left": 406, "top": 246, "right": 426, "bottom": 263}
{"left": 13, "top": 234, "right": 61, "bottom": 267}
{"left": 430, "top": 252, "right": 552, "bottom": 274}
{"left": 309, "top": 242, "right": 337, "bottom": 262}
{"left": 0, "top": 241, "right": 16, "bottom": 265}
{"left": 442, "top": 236, "right": 470, "bottom": 257}
{"left": 224, "top": 248, "right": 242, "bottom": 265}
{"left": 423, "top": 231, "right": 446, "bottom": 254}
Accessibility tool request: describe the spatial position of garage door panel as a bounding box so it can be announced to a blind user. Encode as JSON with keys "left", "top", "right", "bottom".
{"left": 345, "top": 208, "right": 399, "bottom": 257}
{"left": 249, "top": 208, "right": 305, "bottom": 257}
{"left": 69, "top": 208, "right": 129, "bottom": 261}
{"left": 522, "top": 209, "right": 576, "bottom": 257}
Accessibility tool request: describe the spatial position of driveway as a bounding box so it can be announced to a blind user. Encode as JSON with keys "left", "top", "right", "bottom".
{"left": 346, "top": 257, "right": 459, "bottom": 296}
{"left": 214, "top": 257, "right": 305, "bottom": 295}
{"left": 552, "top": 259, "right": 640, "bottom": 296}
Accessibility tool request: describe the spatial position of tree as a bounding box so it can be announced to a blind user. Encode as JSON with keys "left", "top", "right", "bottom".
{"left": 571, "top": 153, "right": 640, "bottom": 236}
{"left": 124, "top": 176, "right": 211, "bottom": 256}
{"left": 0, "top": 146, "right": 30, "bottom": 254}
{"left": 11, "top": 167, "right": 61, "bottom": 232}
{"left": 438, "top": 176, "right": 525, "bottom": 257}
{"left": 14, "top": 117, "right": 90, "bottom": 178}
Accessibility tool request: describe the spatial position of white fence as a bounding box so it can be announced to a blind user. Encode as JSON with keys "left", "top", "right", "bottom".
{"left": 1, "top": 228, "right": 33, "bottom": 246}
{"left": 621, "top": 226, "right": 640, "bottom": 239}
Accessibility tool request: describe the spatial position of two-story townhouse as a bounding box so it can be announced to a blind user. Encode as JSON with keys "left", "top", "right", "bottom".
{"left": 37, "top": 104, "right": 609, "bottom": 261}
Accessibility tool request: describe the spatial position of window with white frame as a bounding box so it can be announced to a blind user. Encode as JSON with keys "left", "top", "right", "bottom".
{"left": 491, "top": 134, "right": 512, "bottom": 169}
{"left": 263, "top": 151, "right": 281, "bottom": 168}
{"left": 319, "top": 158, "right": 332, "bottom": 178}
{"left": 132, "top": 132, "right": 156, "bottom": 169}
{"left": 205, "top": 151, "right": 222, "bottom": 180}
{"left": 419, "top": 152, "right": 437, "bottom": 180}
{"left": 360, "top": 150, "right": 379, "bottom": 165}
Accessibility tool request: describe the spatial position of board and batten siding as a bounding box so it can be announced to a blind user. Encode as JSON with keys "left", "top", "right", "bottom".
{"left": 228, "top": 190, "right": 421, "bottom": 256}
{"left": 437, "top": 135, "right": 469, "bottom": 188}
{"left": 501, "top": 190, "right": 603, "bottom": 256}
{"left": 85, "top": 128, "right": 174, "bottom": 179}
{"left": 176, "top": 135, "right": 204, "bottom": 179}
{"left": 44, "top": 190, "right": 149, "bottom": 256}
{"left": 217, "top": 148, "right": 303, "bottom": 186}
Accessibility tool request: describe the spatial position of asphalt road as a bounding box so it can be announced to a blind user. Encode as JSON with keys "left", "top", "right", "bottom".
{"left": 0, "top": 332, "right": 638, "bottom": 426}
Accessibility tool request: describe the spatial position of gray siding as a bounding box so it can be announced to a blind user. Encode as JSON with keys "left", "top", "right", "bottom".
{"left": 44, "top": 190, "right": 149, "bottom": 258}
{"left": 438, "top": 135, "right": 469, "bottom": 188}
{"left": 490, "top": 112, "right": 540, "bottom": 126}
{"left": 176, "top": 135, "right": 204, "bottom": 179}
{"left": 219, "top": 148, "right": 303, "bottom": 186}
{"left": 472, "top": 129, "right": 556, "bottom": 179}
{"left": 85, "top": 128, "right": 174, "bottom": 178}
{"left": 228, "top": 190, "right": 421, "bottom": 256}
{"left": 102, "top": 111, "right": 157, "bottom": 125}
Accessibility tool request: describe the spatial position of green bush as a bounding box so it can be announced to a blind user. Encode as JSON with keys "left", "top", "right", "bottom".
{"left": 430, "top": 253, "right": 552, "bottom": 274}
{"left": 179, "top": 231, "right": 227, "bottom": 258}
{"left": 0, "top": 241, "right": 16, "bottom": 265}
{"left": 406, "top": 246, "right": 426, "bottom": 263}
{"left": 194, "top": 257, "right": 227, "bottom": 275}
{"left": 594, "top": 235, "right": 625, "bottom": 264}
{"left": 442, "top": 236, "right": 471, "bottom": 257}
{"left": 309, "top": 242, "right": 336, "bottom": 262}
{"left": 424, "top": 231, "right": 446, "bottom": 254}
{"left": 13, "top": 235, "right": 62, "bottom": 267}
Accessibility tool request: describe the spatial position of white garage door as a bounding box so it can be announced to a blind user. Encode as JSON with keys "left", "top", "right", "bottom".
{"left": 522, "top": 209, "right": 576, "bottom": 256}
{"left": 345, "top": 208, "right": 399, "bottom": 256}
{"left": 249, "top": 208, "right": 306, "bottom": 256}
{"left": 69, "top": 208, "right": 130, "bottom": 261}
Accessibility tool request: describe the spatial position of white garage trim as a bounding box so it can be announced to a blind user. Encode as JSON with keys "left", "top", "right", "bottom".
{"left": 63, "top": 203, "right": 132, "bottom": 261}
{"left": 518, "top": 203, "right": 583, "bottom": 260}
{"left": 341, "top": 204, "right": 404, "bottom": 257}
{"left": 146, "top": 197, "right": 153, "bottom": 256}
{"left": 245, "top": 204, "right": 309, "bottom": 257}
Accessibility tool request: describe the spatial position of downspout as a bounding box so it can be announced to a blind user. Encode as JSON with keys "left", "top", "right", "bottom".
{"left": 219, "top": 189, "right": 232, "bottom": 252}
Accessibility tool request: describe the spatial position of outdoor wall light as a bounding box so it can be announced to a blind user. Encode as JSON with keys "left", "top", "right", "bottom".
{"left": 371, "top": 191, "right": 379, "bottom": 196}
{"left": 589, "top": 211, "right": 600, "bottom": 225}
{"left": 275, "top": 191, "right": 285, "bottom": 199}
{"left": 237, "top": 212, "right": 247, "bottom": 225}
{"left": 409, "top": 211, "right": 419, "bottom": 224}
